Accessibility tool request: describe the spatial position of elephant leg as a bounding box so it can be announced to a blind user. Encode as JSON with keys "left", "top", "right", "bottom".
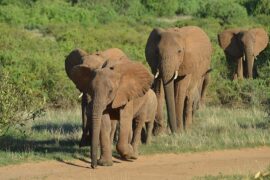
{"left": 116, "top": 102, "right": 134, "bottom": 159}
{"left": 175, "top": 75, "right": 191, "bottom": 132}
{"left": 98, "top": 113, "right": 113, "bottom": 166}
{"left": 131, "top": 115, "right": 145, "bottom": 159}
{"left": 110, "top": 120, "right": 118, "bottom": 145}
{"left": 146, "top": 121, "right": 154, "bottom": 145}
{"left": 185, "top": 88, "right": 196, "bottom": 129}
{"left": 79, "top": 97, "right": 91, "bottom": 147}
{"left": 81, "top": 93, "right": 88, "bottom": 130}
{"left": 200, "top": 73, "right": 210, "bottom": 108}
{"left": 236, "top": 57, "right": 244, "bottom": 80}
{"left": 153, "top": 78, "right": 165, "bottom": 135}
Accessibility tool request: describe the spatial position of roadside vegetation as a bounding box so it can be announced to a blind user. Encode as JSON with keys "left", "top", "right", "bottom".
{"left": 0, "top": 0, "right": 270, "bottom": 168}
{"left": 0, "top": 106, "right": 269, "bottom": 166}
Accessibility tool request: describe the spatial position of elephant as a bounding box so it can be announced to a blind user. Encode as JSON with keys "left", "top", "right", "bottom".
{"left": 71, "top": 57, "right": 154, "bottom": 168}
{"left": 64, "top": 48, "right": 127, "bottom": 146}
{"left": 218, "top": 28, "right": 269, "bottom": 79}
{"left": 145, "top": 26, "right": 212, "bottom": 134}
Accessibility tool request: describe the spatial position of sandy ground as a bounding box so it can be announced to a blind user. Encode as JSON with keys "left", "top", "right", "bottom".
{"left": 0, "top": 147, "right": 270, "bottom": 180}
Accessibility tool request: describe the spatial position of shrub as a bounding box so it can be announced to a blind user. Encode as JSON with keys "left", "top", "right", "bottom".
{"left": 254, "top": 0, "right": 270, "bottom": 15}
{"left": 197, "top": 0, "right": 248, "bottom": 24}
{"left": 176, "top": 0, "right": 203, "bottom": 15}
{"left": 0, "top": 70, "right": 44, "bottom": 134}
{"left": 142, "top": 0, "right": 178, "bottom": 16}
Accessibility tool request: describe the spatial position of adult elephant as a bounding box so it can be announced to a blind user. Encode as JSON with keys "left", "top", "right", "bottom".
{"left": 71, "top": 58, "right": 154, "bottom": 168}
{"left": 218, "top": 28, "right": 269, "bottom": 79}
{"left": 145, "top": 26, "right": 212, "bottom": 134}
{"left": 65, "top": 48, "right": 127, "bottom": 146}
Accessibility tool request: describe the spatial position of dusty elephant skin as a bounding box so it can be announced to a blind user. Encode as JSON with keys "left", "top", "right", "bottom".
{"left": 145, "top": 26, "right": 212, "bottom": 134}
{"left": 64, "top": 48, "right": 127, "bottom": 147}
{"left": 218, "top": 28, "right": 269, "bottom": 80}
{"left": 72, "top": 58, "right": 155, "bottom": 168}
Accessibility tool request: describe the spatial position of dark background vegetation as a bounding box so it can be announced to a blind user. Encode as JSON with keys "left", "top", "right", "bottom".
{"left": 1, "top": 0, "right": 270, "bottom": 132}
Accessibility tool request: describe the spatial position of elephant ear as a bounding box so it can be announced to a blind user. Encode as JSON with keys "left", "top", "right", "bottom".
{"left": 218, "top": 29, "right": 242, "bottom": 57}
{"left": 249, "top": 28, "right": 269, "bottom": 56}
{"left": 65, "top": 49, "right": 88, "bottom": 79}
{"left": 145, "top": 28, "right": 164, "bottom": 74}
{"left": 111, "top": 61, "right": 154, "bottom": 109}
{"left": 70, "top": 65, "right": 93, "bottom": 93}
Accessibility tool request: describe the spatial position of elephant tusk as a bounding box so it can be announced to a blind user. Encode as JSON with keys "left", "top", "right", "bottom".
{"left": 78, "top": 93, "right": 83, "bottom": 99}
{"left": 154, "top": 70, "right": 159, "bottom": 78}
{"left": 243, "top": 54, "right": 245, "bottom": 61}
{"left": 254, "top": 55, "right": 257, "bottom": 60}
{"left": 174, "top": 71, "right": 178, "bottom": 80}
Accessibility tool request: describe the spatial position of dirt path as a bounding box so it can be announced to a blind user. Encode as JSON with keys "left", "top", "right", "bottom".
{"left": 1, "top": 147, "right": 270, "bottom": 180}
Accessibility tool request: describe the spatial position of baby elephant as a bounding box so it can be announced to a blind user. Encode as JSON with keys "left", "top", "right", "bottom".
{"left": 129, "top": 89, "right": 157, "bottom": 158}
{"left": 111, "top": 89, "right": 157, "bottom": 159}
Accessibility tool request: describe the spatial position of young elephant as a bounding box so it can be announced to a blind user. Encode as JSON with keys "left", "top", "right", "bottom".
{"left": 111, "top": 89, "right": 157, "bottom": 158}
{"left": 64, "top": 48, "right": 127, "bottom": 146}
{"left": 72, "top": 58, "right": 154, "bottom": 168}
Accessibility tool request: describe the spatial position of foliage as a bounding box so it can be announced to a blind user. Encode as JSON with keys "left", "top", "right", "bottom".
{"left": 0, "top": 70, "right": 44, "bottom": 134}
{"left": 176, "top": 0, "right": 203, "bottom": 15}
{"left": 0, "top": 0, "right": 270, "bottom": 133}
{"left": 254, "top": 0, "right": 270, "bottom": 16}
{"left": 142, "top": 0, "right": 179, "bottom": 16}
{"left": 197, "top": 0, "right": 248, "bottom": 24}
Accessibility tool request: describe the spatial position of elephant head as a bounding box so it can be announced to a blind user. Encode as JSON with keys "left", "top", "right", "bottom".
{"left": 145, "top": 27, "right": 212, "bottom": 133}
{"left": 72, "top": 58, "right": 153, "bottom": 168}
{"left": 218, "top": 28, "right": 269, "bottom": 78}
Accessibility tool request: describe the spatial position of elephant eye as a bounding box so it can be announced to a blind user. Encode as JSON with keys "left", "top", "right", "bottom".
{"left": 178, "top": 49, "right": 182, "bottom": 53}
{"left": 110, "top": 67, "right": 114, "bottom": 70}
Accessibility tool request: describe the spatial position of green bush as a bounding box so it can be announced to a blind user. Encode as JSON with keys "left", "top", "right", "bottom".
{"left": 176, "top": 0, "right": 203, "bottom": 15}
{"left": 197, "top": 0, "right": 248, "bottom": 24}
{"left": 142, "top": 0, "right": 178, "bottom": 16}
{"left": 254, "top": 0, "right": 270, "bottom": 15}
{"left": 0, "top": 70, "right": 44, "bottom": 134}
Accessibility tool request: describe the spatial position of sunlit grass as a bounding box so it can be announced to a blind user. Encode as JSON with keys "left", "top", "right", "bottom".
{"left": 0, "top": 106, "right": 269, "bottom": 166}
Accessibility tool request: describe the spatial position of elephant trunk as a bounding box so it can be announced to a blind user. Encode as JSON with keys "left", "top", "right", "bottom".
{"left": 245, "top": 46, "right": 255, "bottom": 79}
{"left": 90, "top": 96, "right": 104, "bottom": 169}
{"left": 163, "top": 81, "right": 177, "bottom": 133}
{"left": 160, "top": 55, "right": 178, "bottom": 133}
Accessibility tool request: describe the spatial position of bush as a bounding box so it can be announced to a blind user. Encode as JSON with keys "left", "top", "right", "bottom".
{"left": 197, "top": 0, "right": 248, "bottom": 24}
{"left": 254, "top": 0, "right": 270, "bottom": 15}
{"left": 142, "top": 0, "right": 178, "bottom": 16}
{"left": 176, "top": 0, "right": 203, "bottom": 15}
{"left": 0, "top": 70, "right": 44, "bottom": 134}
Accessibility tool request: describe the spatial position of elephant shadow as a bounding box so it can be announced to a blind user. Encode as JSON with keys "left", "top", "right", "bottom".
{"left": 0, "top": 121, "right": 89, "bottom": 160}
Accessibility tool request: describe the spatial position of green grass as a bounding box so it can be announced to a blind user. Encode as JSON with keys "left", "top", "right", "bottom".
{"left": 140, "top": 107, "right": 270, "bottom": 154}
{"left": 0, "top": 106, "right": 269, "bottom": 166}
{"left": 0, "top": 109, "right": 89, "bottom": 166}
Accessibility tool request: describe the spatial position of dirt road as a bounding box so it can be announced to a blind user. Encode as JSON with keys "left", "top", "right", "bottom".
{"left": 1, "top": 147, "right": 270, "bottom": 180}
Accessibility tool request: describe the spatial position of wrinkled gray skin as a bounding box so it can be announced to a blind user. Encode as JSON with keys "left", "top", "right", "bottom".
{"left": 73, "top": 58, "right": 154, "bottom": 168}
{"left": 145, "top": 26, "right": 212, "bottom": 134}
{"left": 64, "top": 48, "right": 127, "bottom": 146}
{"left": 218, "top": 28, "right": 269, "bottom": 79}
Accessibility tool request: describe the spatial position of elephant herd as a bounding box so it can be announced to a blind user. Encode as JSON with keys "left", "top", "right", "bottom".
{"left": 64, "top": 26, "right": 269, "bottom": 168}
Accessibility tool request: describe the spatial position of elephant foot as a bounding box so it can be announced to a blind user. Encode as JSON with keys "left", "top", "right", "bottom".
{"left": 97, "top": 158, "right": 113, "bottom": 166}
{"left": 130, "top": 151, "right": 138, "bottom": 160}
{"left": 117, "top": 144, "right": 136, "bottom": 160}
